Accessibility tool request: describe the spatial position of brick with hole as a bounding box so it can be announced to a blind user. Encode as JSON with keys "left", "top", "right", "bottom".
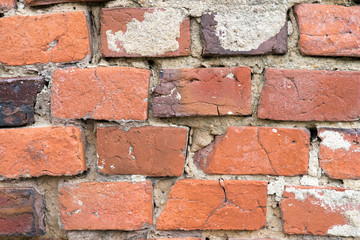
{"left": 0, "top": 126, "right": 86, "bottom": 179}
{"left": 157, "top": 179, "right": 267, "bottom": 230}
{"left": 295, "top": 4, "right": 360, "bottom": 57}
{"left": 97, "top": 126, "right": 188, "bottom": 176}
{"left": 318, "top": 128, "right": 360, "bottom": 179}
{"left": 0, "top": 11, "right": 91, "bottom": 66}
{"left": 52, "top": 67, "right": 150, "bottom": 121}
{"left": 0, "top": 188, "right": 45, "bottom": 236}
{"left": 59, "top": 181, "right": 153, "bottom": 230}
{"left": 0, "top": 0, "right": 15, "bottom": 13}
{"left": 194, "top": 126, "right": 309, "bottom": 176}
{"left": 281, "top": 185, "right": 360, "bottom": 237}
{"left": 101, "top": 8, "right": 190, "bottom": 57}
{"left": 258, "top": 68, "right": 360, "bottom": 121}
{"left": 153, "top": 67, "right": 251, "bottom": 117}
{"left": 0, "top": 77, "right": 44, "bottom": 127}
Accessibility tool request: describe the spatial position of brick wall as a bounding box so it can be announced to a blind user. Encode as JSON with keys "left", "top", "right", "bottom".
{"left": 0, "top": 0, "right": 359, "bottom": 239}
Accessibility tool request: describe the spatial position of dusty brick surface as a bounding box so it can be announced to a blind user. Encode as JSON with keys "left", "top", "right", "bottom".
{"left": 59, "top": 181, "right": 153, "bottom": 230}
{"left": 318, "top": 128, "right": 360, "bottom": 179}
{"left": 0, "top": 0, "right": 15, "bottom": 12}
{"left": 157, "top": 179, "right": 267, "bottom": 230}
{"left": 0, "top": 77, "right": 44, "bottom": 127}
{"left": 153, "top": 67, "right": 251, "bottom": 117}
{"left": 295, "top": 4, "right": 360, "bottom": 57}
{"left": 97, "top": 126, "right": 188, "bottom": 176}
{"left": 0, "top": 126, "right": 86, "bottom": 179}
{"left": 0, "top": 188, "right": 45, "bottom": 236}
{"left": 281, "top": 185, "right": 360, "bottom": 237}
{"left": 101, "top": 8, "right": 190, "bottom": 57}
{"left": 194, "top": 126, "right": 309, "bottom": 176}
{"left": 258, "top": 68, "right": 360, "bottom": 121}
{"left": 0, "top": 11, "right": 91, "bottom": 66}
{"left": 52, "top": 67, "right": 150, "bottom": 121}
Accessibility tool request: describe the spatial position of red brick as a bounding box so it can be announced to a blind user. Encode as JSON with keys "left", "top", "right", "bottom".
{"left": 97, "top": 126, "right": 188, "bottom": 176}
{"left": 101, "top": 8, "right": 190, "bottom": 57}
{"left": 0, "top": 188, "right": 45, "bottom": 236}
{"left": 0, "top": 126, "right": 86, "bottom": 179}
{"left": 295, "top": 4, "right": 360, "bottom": 57}
{"left": 0, "top": 0, "right": 15, "bottom": 12}
{"left": 26, "top": 0, "right": 106, "bottom": 6}
{"left": 59, "top": 181, "right": 153, "bottom": 230}
{"left": 318, "top": 128, "right": 360, "bottom": 179}
{"left": 153, "top": 67, "right": 251, "bottom": 117}
{"left": 194, "top": 126, "right": 309, "bottom": 176}
{"left": 52, "top": 67, "right": 150, "bottom": 121}
{"left": 0, "top": 12, "right": 91, "bottom": 66}
{"left": 258, "top": 68, "right": 360, "bottom": 121}
{"left": 157, "top": 179, "right": 267, "bottom": 230}
{"left": 281, "top": 185, "right": 360, "bottom": 236}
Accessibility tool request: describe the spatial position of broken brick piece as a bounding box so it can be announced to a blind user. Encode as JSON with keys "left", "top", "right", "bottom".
{"left": 0, "top": 0, "right": 15, "bottom": 13}
{"left": 51, "top": 67, "right": 150, "bottom": 121}
{"left": 318, "top": 128, "right": 360, "bottom": 179}
{"left": 153, "top": 67, "right": 251, "bottom": 117}
{"left": 281, "top": 185, "right": 360, "bottom": 237}
{"left": 194, "top": 126, "right": 309, "bottom": 176}
{"left": 0, "top": 77, "right": 44, "bottom": 127}
{"left": 59, "top": 181, "right": 153, "bottom": 230}
{"left": 0, "top": 188, "right": 45, "bottom": 236}
{"left": 97, "top": 126, "right": 188, "bottom": 176}
{"left": 295, "top": 4, "right": 360, "bottom": 57}
{"left": 101, "top": 8, "right": 190, "bottom": 57}
{"left": 156, "top": 179, "right": 267, "bottom": 230}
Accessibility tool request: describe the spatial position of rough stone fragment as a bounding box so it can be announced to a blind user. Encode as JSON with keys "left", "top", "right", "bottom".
{"left": 153, "top": 67, "right": 251, "bottom": 117}
{"left": 258, "top": 68, "right": 360, "bottom": 121}
{"left": 0, "top": 188, "right": 45, "bottom": 236}
{"left": 0, "top": 77, "right": 44, "bottom": 127}
{"left": 52, "top": 67, "right": 150, "bottom": 121}
{"left": 26, "top": 0, "right": 106, "bottom": 6}
{"left": 0, "top": 11, "right": 91, "bottom": 66}
{"left": 201, "top": 9, "right": 287, "bottom": 56}
{"left": 281, "top": 185, "right": 360, "bottom": 237}
{"left": 194, "top": 126, "right": 309, "bottom": 175}
{"left": 318, "top": 128, "right": 360, "bottom": 179}
{"left": 0, "top": 126, "right": 86, "bottom": 179}
{"left": 101, "top": 8, "right": 190, "bottom": 57}
{"left": 157, "top": 179, "right": 267, "bottom": 230}
{"left": 0, "top": 0, "right": 15, "bottom": 13}
{"left": 97, "top": 126, "right": 188, "bottom": 176}
{"left": 59, "top": 181, "right": 153, "bottom": 230}
{"left": 295, "top": 4, "right": 360, "bottom": 57}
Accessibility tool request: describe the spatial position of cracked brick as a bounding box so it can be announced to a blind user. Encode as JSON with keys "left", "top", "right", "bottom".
{"left": 194, "top": 126, "right": 309, "bottom": 176}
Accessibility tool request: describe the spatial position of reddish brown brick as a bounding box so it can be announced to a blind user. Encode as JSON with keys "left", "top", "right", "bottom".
{"left": 101, "top": 8, "right": 190, "bottom": 57}
{"left": 153, "top": 67, "right": 251, "bottom": 117}
{"left": 157, "top": 179, "right": 267, "bottom": 230}
{"left": 97, "top": 126, "right": 188, "bottom": 176}
{"left": 194, "top": 126, "right": 309, "bottom": 176}
{"left": 258, "top": 68, "right": 360, "bottom": 121}
{"left": 0, "top": 12, "right": 91, "bottom": 66}
{"left": 281, "top": 185, "right": 360, "bottom": 237}
{"left": 318, "top": 128, "right": 360, "bottom": 179}
{"left": 52, "top": 67, "right": 150, "bottom": 121}
{"left": 0, "top": 126, "right": 86, "bottom": 179}
{"left": 295, "top": 4, "right": 360, "bottom": 57}
{"left": 0, "top": 188, "right": 45, "bottom": 236}
{"left": 0, "top": 0, "right": 15, "bottom": 12}
{"left": 0, "top": 77, "right": 44, "bottom": 127}
{"left": 59, "top": 181, "right": 153, "bottom": 230}
{"left": 26, "top": 0, "right": 106, "bottom": 6}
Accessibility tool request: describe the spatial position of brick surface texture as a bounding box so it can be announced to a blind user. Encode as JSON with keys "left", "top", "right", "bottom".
{"left": 1, "top": 1, "right": 360, "bottom": 239}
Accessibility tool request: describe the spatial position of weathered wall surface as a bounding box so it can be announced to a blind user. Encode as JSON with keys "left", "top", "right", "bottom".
{"left": 0, "top": 0, "right": 360, "bottom": 239}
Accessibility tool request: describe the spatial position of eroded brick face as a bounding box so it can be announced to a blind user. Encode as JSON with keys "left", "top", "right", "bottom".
{"left": 153, "top": 67, "right": 251, "bottom": 117}
{"left": 157, "top": 179, "right": 267, "bottom": 230}
{"left": 194, "top": 126, "right": 309, "bottom": 176}
{"left": 0, "top": 12, "right": 91, "bottom": 66}
{"left": 97, "top": 126, "right": 188, "bottom": 176}
{"left": 295, "top": 4, "right": 360, "bottom": 57}
{"left": 0, "top": 188, "right": 45, "bottom": 237}
{"left": 59, "top": 181, "right": 153, "bottom": 230}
